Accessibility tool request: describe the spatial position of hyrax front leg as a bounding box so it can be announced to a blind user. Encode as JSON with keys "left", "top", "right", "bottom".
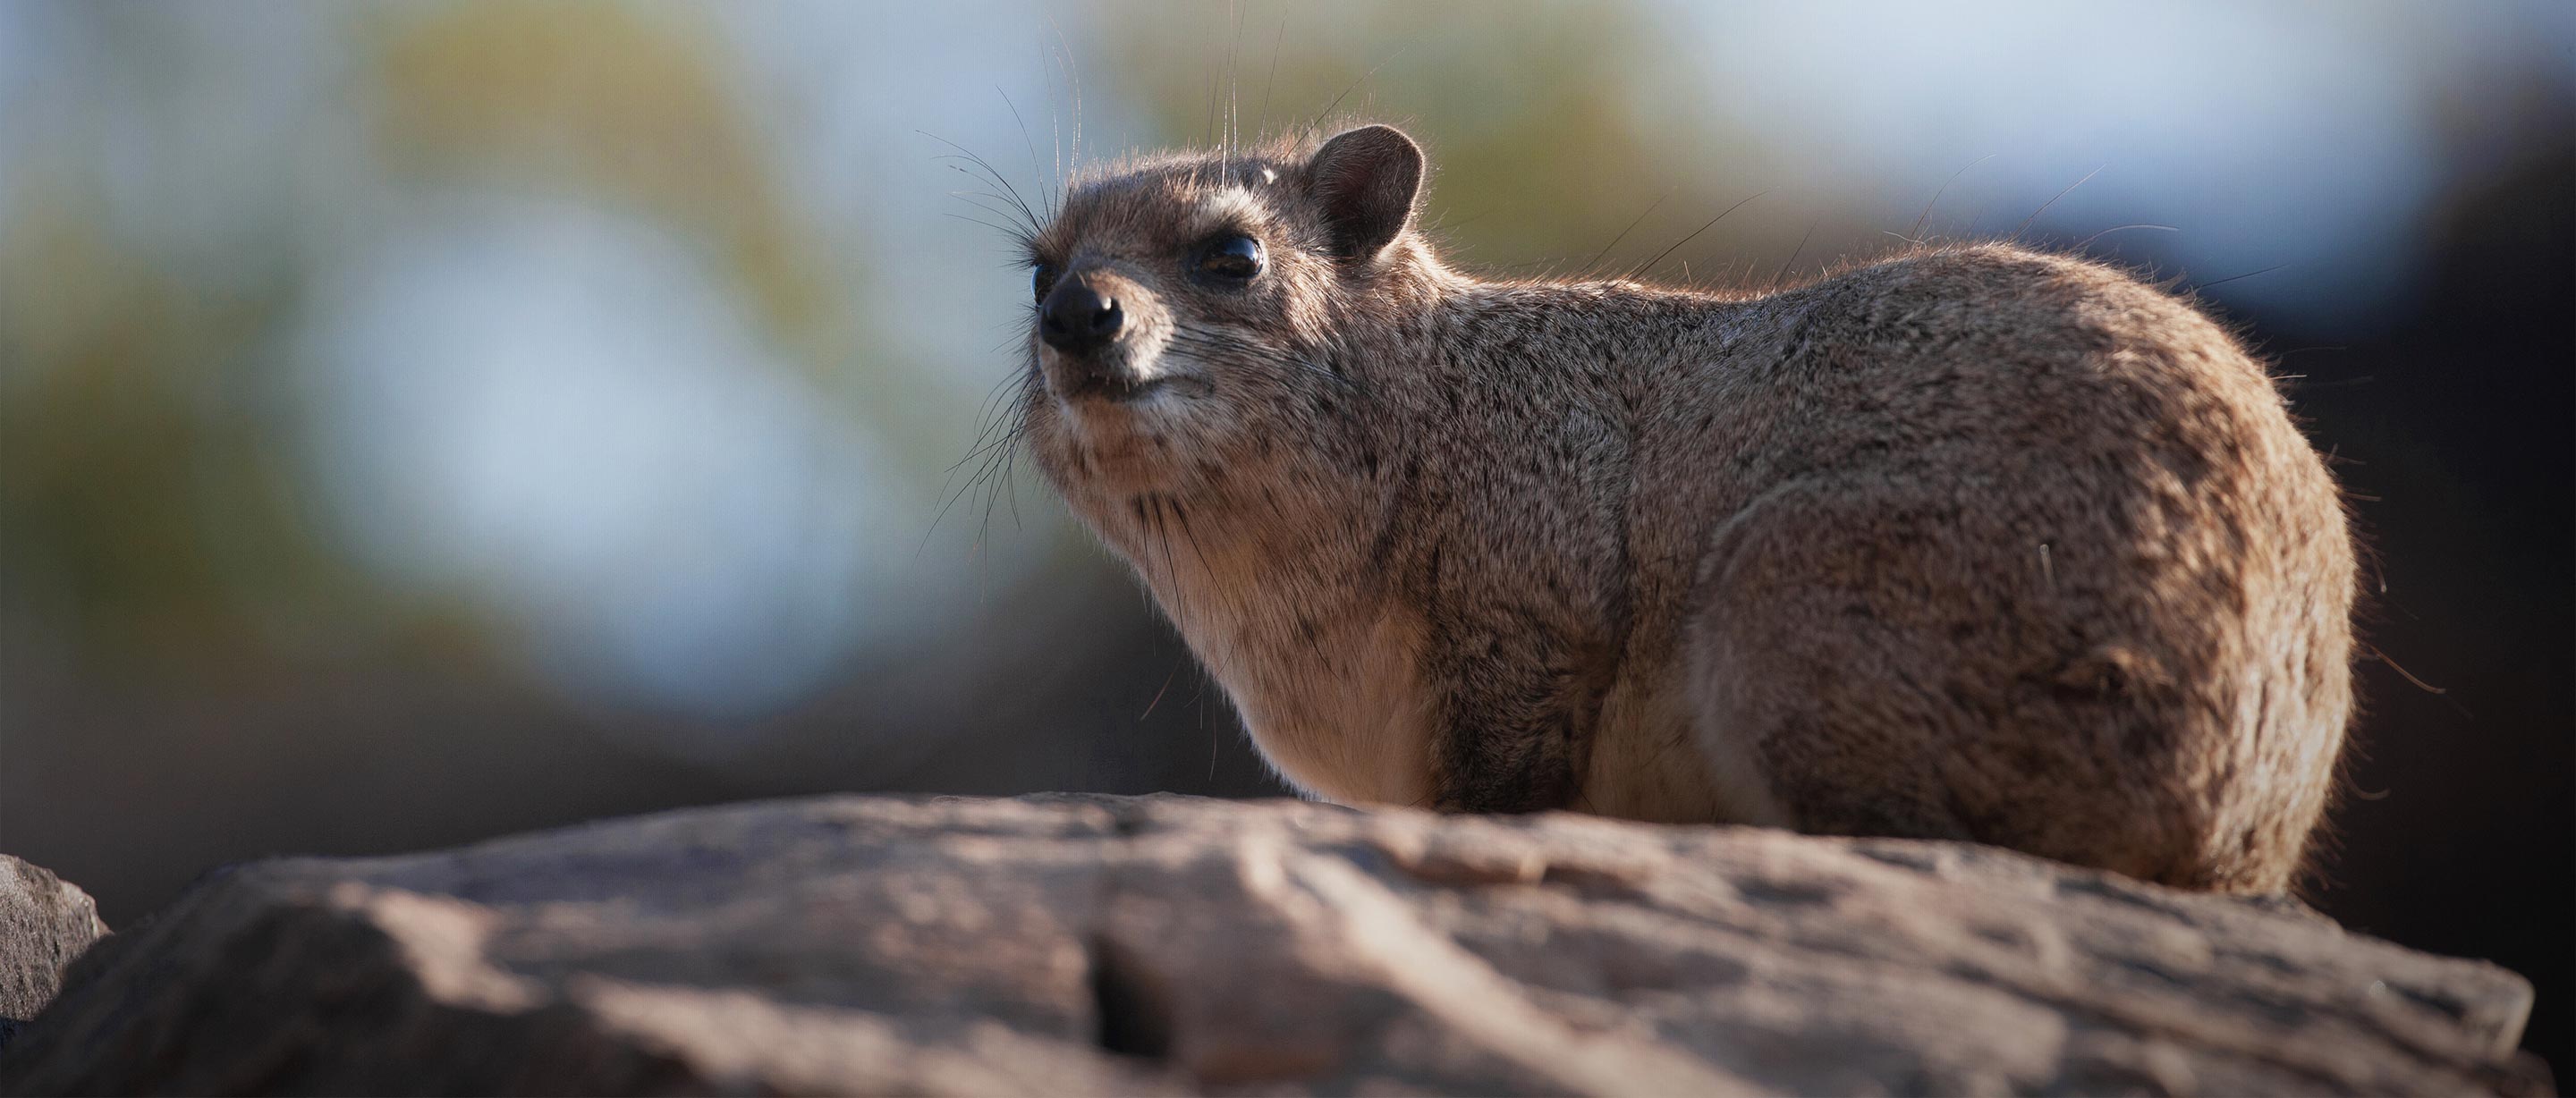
{"left": 1425, "top": 626, "right": 1616, "bottom": 814}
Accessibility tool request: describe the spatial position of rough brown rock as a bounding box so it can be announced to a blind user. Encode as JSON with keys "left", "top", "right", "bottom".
{"left": 0, "top": 855, "right": 109, "bottom": 1053}
{"left": 0, "top": 795, "right": 2547, "bottom": 1095}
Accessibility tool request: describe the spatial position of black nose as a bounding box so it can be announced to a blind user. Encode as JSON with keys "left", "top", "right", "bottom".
{"left": 1039, "top": 280, "right": 1123, "bottom": 354}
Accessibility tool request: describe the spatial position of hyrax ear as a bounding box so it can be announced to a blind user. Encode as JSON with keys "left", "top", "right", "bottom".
{"left": 1308, "top": 124, "right": 1424, "bottom": 264}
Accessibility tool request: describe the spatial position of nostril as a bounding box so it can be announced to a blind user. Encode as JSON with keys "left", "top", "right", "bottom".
{"left": 1040, "top": 281, "right": 1125, "bottom": 353}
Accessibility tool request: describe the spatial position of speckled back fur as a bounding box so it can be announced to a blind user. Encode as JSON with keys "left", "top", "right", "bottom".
{"left": 1014, "top": 125, "right": 2355, "bottom": 893}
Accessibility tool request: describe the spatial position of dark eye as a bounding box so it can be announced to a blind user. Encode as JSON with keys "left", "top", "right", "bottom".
{"left": 1193, "top": 235, "right": 1264, "bottom": 285}
{"left": 1030, "top": 262, "right": 1058, "bottom": 304}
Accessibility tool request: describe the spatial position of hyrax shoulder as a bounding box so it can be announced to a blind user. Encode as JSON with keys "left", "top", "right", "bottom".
{"left": 1012, "top": 125, "right": 2354, "bottom": 893}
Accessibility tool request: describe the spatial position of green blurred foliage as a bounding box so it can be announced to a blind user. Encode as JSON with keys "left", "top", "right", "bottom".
{"left": 0, "top": 167, "right": 340, "bottom": 674}
{"left": 370, "top": 1, "right": 849, "bottom": 364}
{"left": 0, "top": 3, "right": 869, "bottom": 677}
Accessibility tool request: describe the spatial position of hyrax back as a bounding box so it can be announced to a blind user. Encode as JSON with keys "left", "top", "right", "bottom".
{"left": 1013, "top": 125, "right": 2354, "bottom": 893}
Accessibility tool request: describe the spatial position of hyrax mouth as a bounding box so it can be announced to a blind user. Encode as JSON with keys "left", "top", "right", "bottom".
{"left": 1061, "top": 369, "right": 1211, "bottom": 405}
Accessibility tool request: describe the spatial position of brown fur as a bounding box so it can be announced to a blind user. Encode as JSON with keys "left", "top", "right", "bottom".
{"left": 1013, "top": 126, "right": 2355, "bottom": 893}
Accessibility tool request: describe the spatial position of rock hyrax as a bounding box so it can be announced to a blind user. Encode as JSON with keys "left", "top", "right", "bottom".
{"left": 1013, "top": 124, "right": 2354, "bottom": 893}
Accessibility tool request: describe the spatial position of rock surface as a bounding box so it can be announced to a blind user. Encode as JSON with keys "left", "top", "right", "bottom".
{"left": 0, "top": 794, "right": 2548, "bottom": 1095}
{"left": 0, "top": 855, "right": 109, "bottom": 1054}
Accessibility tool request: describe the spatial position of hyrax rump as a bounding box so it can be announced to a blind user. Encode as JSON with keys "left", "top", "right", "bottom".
{"left": 1014, "top": 124, "right": 2354, "bottom": 893}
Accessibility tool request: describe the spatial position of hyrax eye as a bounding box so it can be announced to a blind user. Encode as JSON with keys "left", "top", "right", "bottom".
{"left": 1192, "top": 235, "right": 1265, "bottom": 285}
{"left": 1030, "top": 262, "right": 1059, "bottom": 304}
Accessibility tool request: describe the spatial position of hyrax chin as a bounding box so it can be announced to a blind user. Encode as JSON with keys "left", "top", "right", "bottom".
{"left": 1013, "top": 123, "right": 2355, "bottom": 893}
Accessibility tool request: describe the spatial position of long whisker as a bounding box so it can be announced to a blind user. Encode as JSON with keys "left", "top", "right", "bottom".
{"left": 944, "top": 211, "right": 1030, "bottom": 241}
{"left": 1586, "top": 192, "right": 1668, "bottom": 275}
{"left": 1166, "top": 495, "right": 1216, "bottom": 575}
{"left": 2193, "top": 262, "right": 2291, "bottom": 291}
{"left": 1256, "top": 13, "right": 1286, "bottom": 142}
{"left": 1149, "top": 495, "right": 1190, "bottom": 635}
{"left": 921, "top": 421, "right": 1023, "bottom": 561}
{"left": 1906, "top": 154, "right": 1995, "bottom": 243}
{"left": 2076, "top": 223, "right": 2179, "bottom": 251}
{"left": 2013, "top": 165, "right": 2104, "bottom": 239}
{"left": 1770, "top": 220, "right": 1818, "bottom": 290}
{"left": 1630, "top": 190, "right": 1768, "bottom": 281}
{"left": 945, "top": 191, "right": 1038, "bottom": 236}
{"left": 1309, "top": 43, "right": 1410, "bottom": 133}
{"left": 927, "top": 353, "right": 1041, "bottom": 560}
{"left": 936, "top": 161, "right": 1041, "bottom": 236}
{"left": 931, "top": 156, "right": 1033, "bottom": 223}
{"left": 998, "top": 88, "right": 1050, "bottom": 218}
{"left": 924, "top": 134, "right": 1044, "bottom": 233}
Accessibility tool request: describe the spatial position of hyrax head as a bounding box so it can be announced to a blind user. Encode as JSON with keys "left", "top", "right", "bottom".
{"left": 1019, "top": 125, "right": 1436, "bottom": 496}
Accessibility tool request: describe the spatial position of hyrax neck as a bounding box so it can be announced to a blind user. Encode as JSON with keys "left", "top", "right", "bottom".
{"left": 1086, "top": 466, "right": 1437, "bottom": 808}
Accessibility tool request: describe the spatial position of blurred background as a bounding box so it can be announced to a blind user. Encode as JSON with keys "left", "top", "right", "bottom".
{"left": 0, "top": 0, "right": 2567, "bottom": 1068}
